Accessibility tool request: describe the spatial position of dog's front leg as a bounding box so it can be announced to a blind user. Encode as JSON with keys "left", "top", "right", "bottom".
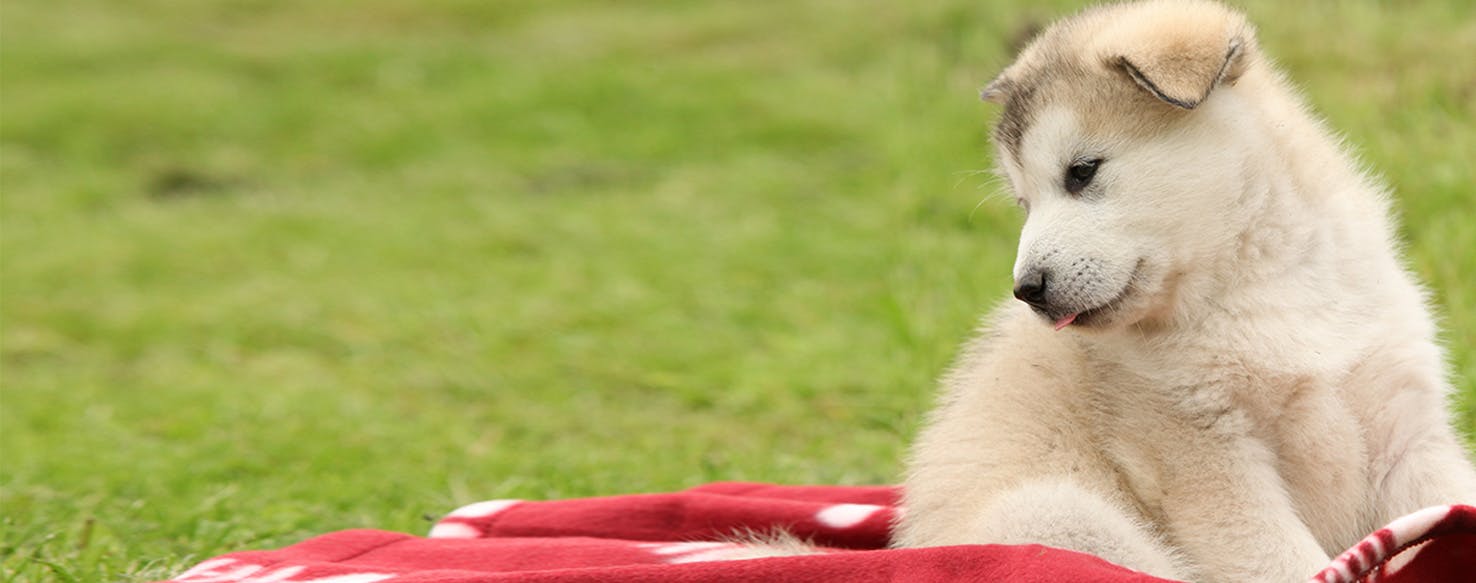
{"left": 1148, "top": 395, "right": 1330, "bottom": 582}
{"left": 1370, "top": 424, "right": 1476, "bottom": 522}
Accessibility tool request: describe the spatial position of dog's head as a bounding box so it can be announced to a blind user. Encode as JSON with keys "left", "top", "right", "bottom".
{"left": 985, "top": 0, "right": 1265, "bottom": 331}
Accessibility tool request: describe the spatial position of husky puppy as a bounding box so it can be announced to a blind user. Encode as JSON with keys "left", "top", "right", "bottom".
{"left": 895, "top": 1, "right": 1476, "bottom": 581}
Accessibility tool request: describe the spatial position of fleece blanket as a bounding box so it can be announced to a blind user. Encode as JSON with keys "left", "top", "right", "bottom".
{"left": 163, "top": 482, "right": 1473, "bottom": 583}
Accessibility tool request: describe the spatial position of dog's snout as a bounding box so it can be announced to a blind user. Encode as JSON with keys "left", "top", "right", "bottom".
{"left": 1013, "top": 268, "right": 1051, "bottom": 310}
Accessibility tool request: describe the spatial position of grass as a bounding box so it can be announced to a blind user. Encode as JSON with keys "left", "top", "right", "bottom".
{"left": 2, "top": 0, "right": 1473, "bottom": 580}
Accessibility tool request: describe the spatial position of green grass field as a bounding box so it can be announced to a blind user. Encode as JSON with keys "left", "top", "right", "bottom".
{"left": 2, "top": 1, "right": 1473, "bottom": 580}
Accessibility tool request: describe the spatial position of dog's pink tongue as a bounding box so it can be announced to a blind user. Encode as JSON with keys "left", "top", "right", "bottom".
{"left": 1053, "top": 313, "right": 1078, "bottom": 331}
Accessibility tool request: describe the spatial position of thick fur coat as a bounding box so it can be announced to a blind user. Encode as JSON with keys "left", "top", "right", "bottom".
{"left": 894, "top": 1, "right": 1476, "bottom": 581}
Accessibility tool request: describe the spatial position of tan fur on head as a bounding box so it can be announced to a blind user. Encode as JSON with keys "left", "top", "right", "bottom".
{"left": 983, "top": 0, "right": 1256, "bottom": 110}
{"left": 982, "top": 0, "right": 1261, "bottom": 162}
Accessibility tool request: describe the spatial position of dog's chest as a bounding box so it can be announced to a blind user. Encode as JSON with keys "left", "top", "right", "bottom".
{"left": 1087, "top": 356, "right": 1371, "bottom": 552}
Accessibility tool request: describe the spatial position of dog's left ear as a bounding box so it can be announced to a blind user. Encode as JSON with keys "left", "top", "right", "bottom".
{"left": 1101, "top": 7, "right": 1255, "bottom": 110}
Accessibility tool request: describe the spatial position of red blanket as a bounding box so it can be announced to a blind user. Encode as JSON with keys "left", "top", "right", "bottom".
{"left": 163, "top": 483, "right": 1474, "bottom": 583}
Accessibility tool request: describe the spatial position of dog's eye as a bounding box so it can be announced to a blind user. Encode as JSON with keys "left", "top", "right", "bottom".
{"left": 1064, "top": 158, "right": 1103, "bottom": 194}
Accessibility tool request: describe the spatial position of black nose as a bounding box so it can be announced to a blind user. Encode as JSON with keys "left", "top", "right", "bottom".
{"left": 1013, "top": 269, "right": 1050, "bottom": 310}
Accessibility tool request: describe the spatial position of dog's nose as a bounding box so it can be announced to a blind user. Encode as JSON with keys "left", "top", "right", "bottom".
{"left": 1013, "top": 269, "right": 1051, "bottom": 310}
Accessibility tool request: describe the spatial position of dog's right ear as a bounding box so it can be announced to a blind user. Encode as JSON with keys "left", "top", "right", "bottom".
{"left": 980, "top": 77, "right": 1008, "bottom": 104}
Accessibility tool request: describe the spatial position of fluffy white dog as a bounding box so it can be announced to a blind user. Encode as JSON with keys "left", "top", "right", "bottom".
{"left": 895, "top": 1, "right": 1476, "bottom": 581}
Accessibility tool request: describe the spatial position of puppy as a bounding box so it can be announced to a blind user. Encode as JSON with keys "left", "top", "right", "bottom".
{"left": 896, "top": 1, "right": 1476, "bottom": 581}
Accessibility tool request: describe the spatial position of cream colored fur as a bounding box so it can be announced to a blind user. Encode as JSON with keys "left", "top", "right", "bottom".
{"left": 896, "top": 1, "right": 1476, "bottom": 582}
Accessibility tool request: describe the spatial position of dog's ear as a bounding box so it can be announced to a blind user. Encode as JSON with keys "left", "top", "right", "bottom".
{"left": 1100, "top": 5, "right": 1254, "bottom": 110}
{"left": 980, "top": 77, "right": 1008, "bottom": 103}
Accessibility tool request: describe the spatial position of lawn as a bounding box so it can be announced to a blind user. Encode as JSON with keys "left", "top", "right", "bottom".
{"left": 2, "top": 1, "right": 1473, "bottom": 581}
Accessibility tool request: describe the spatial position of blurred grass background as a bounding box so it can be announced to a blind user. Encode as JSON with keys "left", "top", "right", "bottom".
{"left": 1, "top": 0, "right": 1472, "bottom": 580}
